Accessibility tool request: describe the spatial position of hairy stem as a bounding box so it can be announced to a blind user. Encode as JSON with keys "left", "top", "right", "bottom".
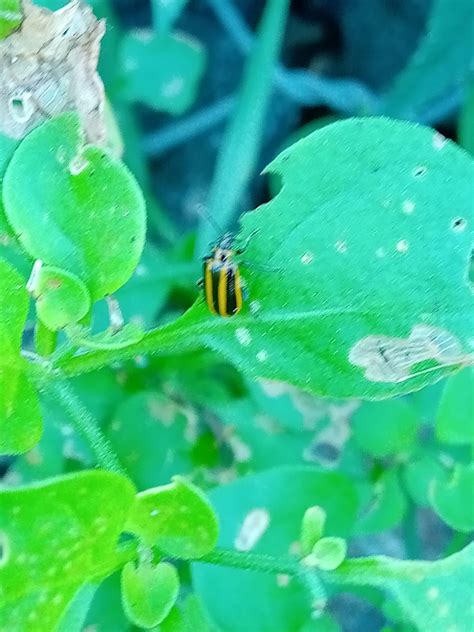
{"left": 42, "top": 379, "right": 126, "bottom": 476}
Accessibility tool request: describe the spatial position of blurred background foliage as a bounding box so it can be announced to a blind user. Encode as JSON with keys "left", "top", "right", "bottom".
{"left": 1, "top": 0, "right": 473, "bottom": 630}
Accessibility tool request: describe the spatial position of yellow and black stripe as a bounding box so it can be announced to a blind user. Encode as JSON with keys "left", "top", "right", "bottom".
{"left": 203, "top": 258, "right": 243, "bottom": 317}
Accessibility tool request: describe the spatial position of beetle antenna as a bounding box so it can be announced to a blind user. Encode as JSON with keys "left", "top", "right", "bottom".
{"left": 197, "top": 204, "right": 226, "bottom": 237}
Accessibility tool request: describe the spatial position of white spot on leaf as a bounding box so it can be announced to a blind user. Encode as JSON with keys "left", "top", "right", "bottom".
{"left": 235, "top": 327, "right": 252, "bottom": 346}
{"left": 335, "top": 241, "right": 347, "bottom": 253}
{"left": 234, "top": 508, "right": 270, "bottom": 551}
{"left": 349, "top": 324, "right": 473, "bottom": 383}
{"left": 276, "top": 574, "right": 290, "bottom": 587}
{"left": 432, "top": 132, "right": 447, "bottom": 150}
{"left": 402, "top": 199, "right": 415, "bottom": 214}
{"left": 301, "top": 251, "right": 314, "bottom": 265}
{"left": 375, "top": 247, "right": 386, "bottom": 258}
{"left": 396, "top": 239, "right": 409, "bottom": 253}
{"left": 427, "top": 586, "right": 440, "bottom": 600}
{"left": 256, "top": 350, "right": 268, "bottom": 363}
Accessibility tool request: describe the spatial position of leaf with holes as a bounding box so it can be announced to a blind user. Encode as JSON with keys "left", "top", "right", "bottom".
{"left": 0, "top": 0, "right": 22, "bottom": 39}
{"left": 0, "top": 258, "right": 42, "bottom": 454}
{"left": 192, "top": 467, "right": 358, "bottom": 632}
{"left": 120, "top": 30, "right": 205, "bottom": 115}
{"left": 121, "top": 561, "right": 179, "bottom": 628}
{"left": 332, "top": 543, "right": 474, "bottom": 632}
{"left": 168, "top": 118, "right": 474, "bottom": 398}
{"left": 126, "top": 476, "right": 219, "bottom": 558}
{"left": 0, "top": 470, "right": 135, "bottom": 630}
{"left": 2, "top": 113, "right": 146, "bottom": 301}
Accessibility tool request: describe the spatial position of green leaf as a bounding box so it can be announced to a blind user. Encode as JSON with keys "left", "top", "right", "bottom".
{"left": 355, "top": 469, "right": 407, "bottom": 535}
{"left": 352, "top": 399, "right": 420, "bottom": 458}
{"left": 107, "top": 392, "right": 192, "bottom": 490}
{"left": 2, "top": 113, "right": 146, "bottom": 301}
{"left": 190, "top": 117, "right": 474, "bottom": 398}
{"left": 382, "top": 0, "right": 474, "bottom": 119}
{"left": 435, "top": 368, "right": 474, "bottom": 445}
{"left": 304, "top": 537, "right": 347, "bottom": 571}
{"left": 120, "top": 30, "right": 205, "bottom": 115}
{"left": 152, "top": 0, "right": 189, "bottom": 35}
{"left": 84, "top": 572, "right": 130, "bottom": 631}
{"left": 0, "top": 470, "right": 135, "bottom": 630}
{"left": 56, "top": 584, "right": 98, "bottom": 632}
{"left": 29, "top": 264, "right": 91, "bottom": 331}
{"left": 459, "top": 83, "right": 474, "bottom": 156}
{"left": 121, "top": 561, "right": 179, "bottom": 628}
{"left": 0, "top": 133, "right": 18, "bottom": 237}
{"left": 0, "top": 258, "right": 42, "bottom": 454}
{"left": 333, "top": 543, "right": 474, "bottom": 632}
{"left": 192, "top": 467, "right": 358, "bottom": 632}
{"left": 126, "top": 476, "right": 219, "bottom": 558}
{"left": 430, "top": 463, "right": 474, "bottom": 531}
{"left": 0, "top": 0, "right": 22, "bottom": 39}
{"left": 402, "top": 450, "right": 448, "bottom": 507}
{"left": 299, "top": 506, "right": 326, "bottom": 557}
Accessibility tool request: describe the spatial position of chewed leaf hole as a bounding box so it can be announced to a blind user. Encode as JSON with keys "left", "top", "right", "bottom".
{"left": 0, "top": 531, "right": 10, "bottom": 567}
{"left": 9, "top": 93, "right": 34, "bottom": 123}
{"left": 451, "top": 217, "right": 467, "bottom": 233}
{"left": 412, "top": 166, "right": 428, "bottom": 178}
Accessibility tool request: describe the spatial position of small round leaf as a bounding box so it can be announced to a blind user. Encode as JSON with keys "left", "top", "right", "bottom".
{"left": 121, "top": 561, "right": 179, "bottom": 628}
{"left": 299, "top": 506, "right": 326, "bottom": 557}
{"left": 30, "top": 264, "right": 91, "bottom": 331}
{"left": 304, "top": 536, "right": 347, "bottom": 571}
{"left": 3, "top": 113, "right": 146, "bottom": 301}
{"left": 126, "top": 476, "right": 219, "bottom": 559}
{"left": 430, "top": 464, "right": 474, "bottom": 532}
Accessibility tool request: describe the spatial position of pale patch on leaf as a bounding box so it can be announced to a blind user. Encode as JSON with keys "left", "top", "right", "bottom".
{"left": 0, "top": 0, "right": 106, "bottom": 143}
{"left": 349, "top": 324, "right": 474, "bottom": 383}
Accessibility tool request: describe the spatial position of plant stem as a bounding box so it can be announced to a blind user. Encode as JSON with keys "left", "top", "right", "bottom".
{"left": 197, "top": 547, "right": 301, "bottom": 575}
{"left": 196, "top": 0, "right": 291, "bottom": 253}
{"left": 43, "top": 379, "right": 126, "bottom": 476}
{"left": 34, "top": 319, "right": 57, "bottom": 357}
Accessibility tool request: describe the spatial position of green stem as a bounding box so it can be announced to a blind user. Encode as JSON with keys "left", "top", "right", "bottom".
{"left": 197, "top": 547, "right": 301, "bottom": 575}
{"left": 196, "top": 0, "right": 291, "bottom": 254}
{"left": 42, "top": 379, "right": 127, "bottom": 476}
{"left": 34, "top": 319, "right": 58, "bottom": 357}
